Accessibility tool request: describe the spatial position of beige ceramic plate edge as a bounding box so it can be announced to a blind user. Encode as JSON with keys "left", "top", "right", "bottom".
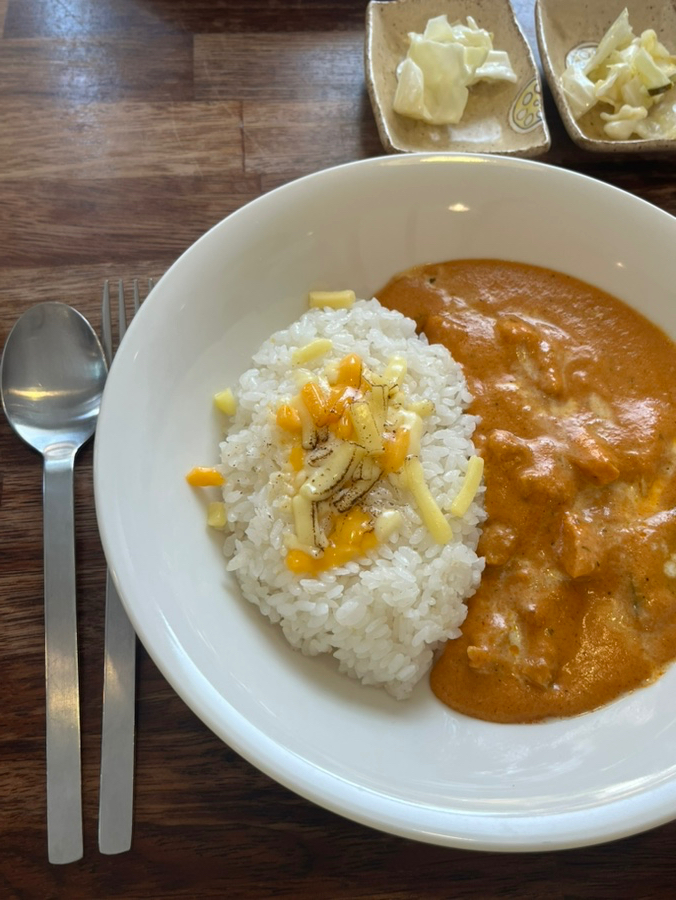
{"left": 365, "top": 0, "right": 550, "bottom": 156}
{"left": 536, "top": 0, "right": 676, "bottom": 153}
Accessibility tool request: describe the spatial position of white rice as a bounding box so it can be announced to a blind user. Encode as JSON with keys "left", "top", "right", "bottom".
{"left": 220, "top": 298, "right": 485, "bottom": 698}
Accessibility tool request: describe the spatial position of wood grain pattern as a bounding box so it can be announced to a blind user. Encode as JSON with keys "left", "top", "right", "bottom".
{"left": 0, "top": 99, "right": 244, "bottom": 179}
{"left": 0, "top": 35, "right": 195, "bottom": 102}
{"left": 2, "top": 1, "right": 676, "bottom": 898}
{"left": 195, "top": 32, "right": 367, "bottom": 101}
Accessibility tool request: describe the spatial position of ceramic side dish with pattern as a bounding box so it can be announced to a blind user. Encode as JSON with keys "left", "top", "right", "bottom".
{"left": 365, "top": 0, "right": 551, "bottom": 156}
{"left": 536, "top": 0, "right": 676, "bottom": 153}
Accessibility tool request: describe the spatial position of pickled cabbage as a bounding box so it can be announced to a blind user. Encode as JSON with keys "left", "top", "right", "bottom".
{"left": 561, "top": 7, "right": 676, "bottom": 140}
{"left": 393, "top": 15, "right": 516, "bottom": 126}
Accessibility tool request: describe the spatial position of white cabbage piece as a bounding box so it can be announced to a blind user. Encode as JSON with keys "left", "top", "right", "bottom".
{"left": 640, "top": 29, "right": 676, "bottom": 74}
{"left": 633, "top": 44, "right": 672, "bottom": 91}
{"left": 421, "top": 13, "right": 455, "bottom": 42}
{"left": 583, "top": 7, "right": 634, "bottom": 75}
{"left": 600, "top": 103, "right": 648, "bottom": 139}
{"left": 560, "top": 67, "right": 596, "bottom": 119}
{"left": 473, "top": 50, "right": 517, "bottom": 84}
{"left": 592, "top": 60, "right": 625, "bottom": 99}
{"left": 635, "top": 97, "right": 676, "bottom": 139}
{"left": 392, "top": 14, "right": 516, "bottom": 126}
{"left": 393, "top": 57, "right": 427, "bottom": 121}
{"left": 395, "top": 36, "right": 472, "bottom": 124}
{"left": 424, "top": 14, "right": 492, "bottom": 54}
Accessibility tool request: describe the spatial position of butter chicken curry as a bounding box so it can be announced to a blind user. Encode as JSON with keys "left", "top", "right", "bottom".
{"left": 377, "top": 259, "right": 676, "bottom": 723}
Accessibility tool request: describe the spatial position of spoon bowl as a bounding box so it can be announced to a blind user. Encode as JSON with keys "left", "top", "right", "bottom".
{"left": 2, "top": 302, "right": 106, "bottom": 454}
{"left": 1, "top": 301, "right": 107, "bottom": 864}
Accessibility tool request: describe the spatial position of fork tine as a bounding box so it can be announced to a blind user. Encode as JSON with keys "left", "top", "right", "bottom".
{"left": 102, "top": 280, "right": 113, "bottom": 367}
{"left": 118, "top": 280, "right": 128, "bottom": 342}
{"left": 102, "top": 277, "right": 154, "bottom": 363}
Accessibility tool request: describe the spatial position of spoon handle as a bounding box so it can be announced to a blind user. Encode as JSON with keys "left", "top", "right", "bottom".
{"left": 43, "top": 451, "right": 83, "bottom": 864}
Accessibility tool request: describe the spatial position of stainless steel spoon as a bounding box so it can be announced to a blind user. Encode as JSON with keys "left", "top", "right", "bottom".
{"left": 1, "top": 302, "right": 107, "bottom": 864}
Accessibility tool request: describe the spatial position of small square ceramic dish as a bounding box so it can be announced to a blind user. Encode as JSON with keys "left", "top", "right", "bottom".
{"left": 536, "top": 0, "right": 676, "bottom": 153}
{"left": 365, "top": 0, "right": 550, "bottom": 156}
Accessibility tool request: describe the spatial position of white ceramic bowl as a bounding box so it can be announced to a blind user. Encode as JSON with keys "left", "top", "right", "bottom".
{"left": 95, "top": 153, "right": 676, "bottom": 852}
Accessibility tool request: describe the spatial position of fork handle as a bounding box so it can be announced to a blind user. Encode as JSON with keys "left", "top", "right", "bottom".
{"left": 98, "top": 570, "right": 137, "bottom": 854}
{"left": 43, "top": 450, "right": 83, "bottom": 864}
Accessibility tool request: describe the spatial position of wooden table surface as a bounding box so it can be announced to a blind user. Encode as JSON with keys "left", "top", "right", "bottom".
{"left": 2, "top": 1, "right": 676, "bottom": 897}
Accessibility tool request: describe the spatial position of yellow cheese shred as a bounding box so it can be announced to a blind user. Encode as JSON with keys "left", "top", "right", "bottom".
{"left": 214, "top": 388, "right": 237, "bottom": 415}
{"left": 308, "top": 290, "right": 356, "bottom": 309}
{"left": 291, "top": 338, "right": 333, "bottom": 366}
{"left": 450, "top": 455, "right": 484, "bottom": 517}
{"left": 403, "top": 457, "right": 452, "bottom": 544}
{"left": 207, "top": 501, "right": 227, "bottom": 529}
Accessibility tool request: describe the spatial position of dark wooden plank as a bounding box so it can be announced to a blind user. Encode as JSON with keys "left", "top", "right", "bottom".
{"left": 0, "top": 34, "right": 194, "bottom": 102}
{"left": 244, "top": 97, "right": 383, "bottom": 178}
{"left": 195, "top": 32, "right": 366, "bottom": 102}
{"left": 4, "top": 0, "right": 369, "bottom": 39}
{"left": 0, "top": 175, "right": 261, "bottom": 268}
{"left": 0, "top": 99, "right": 243, "bottom": 179}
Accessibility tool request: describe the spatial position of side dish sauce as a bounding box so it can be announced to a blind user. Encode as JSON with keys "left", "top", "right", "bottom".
{"left": 377, "top": 259, "right": 676, "bottom": 722}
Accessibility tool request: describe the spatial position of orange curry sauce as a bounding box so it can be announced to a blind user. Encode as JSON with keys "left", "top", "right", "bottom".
{"left": 377, "top": 259, "right": 676, "bottom": 723}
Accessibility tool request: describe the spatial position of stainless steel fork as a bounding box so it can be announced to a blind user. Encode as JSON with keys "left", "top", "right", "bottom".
{"left": 98, "top": 278, "right": 154, "bottom": 854}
